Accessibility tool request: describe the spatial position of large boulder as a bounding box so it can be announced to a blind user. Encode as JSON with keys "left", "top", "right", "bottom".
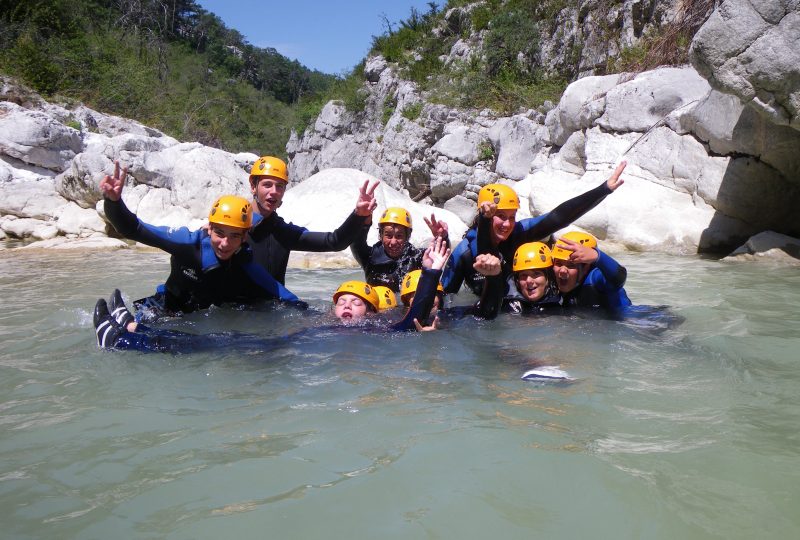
{"left": 690, "top": 0, "right": 800, "bottom": 130}
{"left": 279, "top": 167, "right": 468, "bottom": 266}
{"left": 596, "top": 67, "right": 712, "bottom": 133}
{"left": 725, "top": 230, "right": 800, "bottom": 263}
{"left": 0, "top": 102, "right": 83, "bottom": 171}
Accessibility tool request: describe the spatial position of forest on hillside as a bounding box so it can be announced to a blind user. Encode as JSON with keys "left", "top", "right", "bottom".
{"left": 0, "top": 0, "right": 336, "bottom": 156}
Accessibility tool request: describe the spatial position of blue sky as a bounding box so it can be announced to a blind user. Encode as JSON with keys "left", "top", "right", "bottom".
{"left": 196, "top": 0, "right": 442, "bottom": 75}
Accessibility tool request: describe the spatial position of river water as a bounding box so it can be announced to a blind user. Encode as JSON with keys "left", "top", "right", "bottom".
{"left": 1, "top": 249, "right": 798, "bottom": 539}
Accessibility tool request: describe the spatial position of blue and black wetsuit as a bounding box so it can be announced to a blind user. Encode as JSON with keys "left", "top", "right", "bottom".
{"left": 248, "top": 210, "right": 369, "bottom": 285}
{"left": 442, "top": 180, "right": 614, "bottom": 295}
{"left": 102, "top": 268, "right": 444, "bottom": 353}
{"left": 104, "top": 198, "right": 299, "bottom": 317}
{"left": 560, "top": 249, "right": 631, "bottom": 319}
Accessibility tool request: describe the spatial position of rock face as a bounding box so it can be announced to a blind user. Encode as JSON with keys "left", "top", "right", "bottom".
{"left": 690, "top": 0, "right": 800, "bottom": 131}
{"left": 0, "top": 78, "right": 466, "bottom": 263}
{"left": 288, "top": 57, "right": 800, "bottom": 255}
{"left": 2, "top": 1, "right": 799, "bottom": 264}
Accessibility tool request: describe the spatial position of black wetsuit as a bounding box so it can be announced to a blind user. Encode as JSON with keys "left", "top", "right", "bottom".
{"left": 104, "top": 198, "right": 298, "bottom": 317}
{"left": 442, "top": 180, "right": 614, "bottom": 295}
{"left": 350, "top": 227, "right": 425, "bottom": 292}
{"left": 105, "top": 268, "right": 444, "bottom": 353}
{"left": 248, "top": 210, "right": 369, "bottom": 284}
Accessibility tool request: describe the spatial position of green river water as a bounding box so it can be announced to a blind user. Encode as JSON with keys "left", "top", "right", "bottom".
{"left": 1, "top": 249, "right": 798, "bottom": 539}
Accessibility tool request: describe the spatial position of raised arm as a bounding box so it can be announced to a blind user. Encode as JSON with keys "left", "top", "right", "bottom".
{"left": 102, "top": 161, "right": 198, "bottom": 256}
{"left": 519, "top": 161, "right": 627, "bottom": 241}
{"left": 292, "top": 179, "right": 378, "bottom": 252}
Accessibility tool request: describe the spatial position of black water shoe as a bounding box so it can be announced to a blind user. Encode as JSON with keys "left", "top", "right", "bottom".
{"left": 94, "top": 298, "right": 121, "bottom": 349}
{"left": 109, "top": 289, "right": 135, "bottom": 328}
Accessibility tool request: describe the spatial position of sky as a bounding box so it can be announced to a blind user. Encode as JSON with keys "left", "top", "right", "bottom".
{"left": 196, "top": 0, "right": 442, "bottom": 75}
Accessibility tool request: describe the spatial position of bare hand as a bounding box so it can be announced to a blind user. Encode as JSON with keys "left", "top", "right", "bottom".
{"left": 355, "top": 179, "right": 379, "bottom": 217}
{"left": 423, "top": 213, "right": 449, "bottom": 239}
{"left": 606, "top": 161, "right": 626, "bottom": 192}
{"left": 473, "top": 253, "right": 501, "bottom": 276}
{"left": 555, "top": 237, "right": 599, "bottom": 264}
{"left": 99, "top": 160, "right": 128, "bottom": 201}
{"left": 422, "top": 236, "right": 451, "bottom": 271}
{"left": 414, "top": 315, "right": 440, "bottom": 332}
{"left": 479, "top": 201, "right": 497, "bottom": 218}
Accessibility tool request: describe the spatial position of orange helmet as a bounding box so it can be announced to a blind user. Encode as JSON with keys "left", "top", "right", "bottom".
{"left": 373, "top": 286, "right": 398, "bottom": 311}
{"left": 208, "top": 195, "right": 252, "bottom": 229}
{"left": 400, "top": 269, "right": 444, "bottom": 305}
{"left": 332, "top": 281, "right": 379, "bottom": 312}
{"left": 378, "top": 207, "right": 412, "bottom": 230}
{"left": 249, "top": 156, "right": 288, "bottom": 183}
{"left": 551, "top": 231, "right": 598, "bottom": 260}
{"left": 512, "top": 242, "right": 553, "bottom": 272}
{"left": 477, "top": 183, "right": 519, "bottom": 210}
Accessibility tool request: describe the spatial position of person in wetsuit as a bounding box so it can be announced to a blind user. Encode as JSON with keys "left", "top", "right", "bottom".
{"left": 550, "top": 231, "right": 631, "bottom": 318}
{"left": 441, "top": 161, "right": 627, "bottom": 296}
{"left": 92, "top": 238, "right": 451, "bottom": 352}
{"left": 246, "top": 156, "right": 378, "bottom": 284}
{"left": 99, "top": 162, "right": 299, "bottom": 321}
{"left": 350, "top": 206, "right": 450, "bottom": 292}
{"left": 478, "top": 241, "right": 562, "bottom": 319}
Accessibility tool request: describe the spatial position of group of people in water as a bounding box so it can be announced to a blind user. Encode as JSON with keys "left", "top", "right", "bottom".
{"left": 93, "top": 155, "right": 634, "bottom": 353}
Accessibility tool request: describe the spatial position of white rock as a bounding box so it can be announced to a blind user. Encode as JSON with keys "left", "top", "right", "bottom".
{"left": 0, "top": 102, "right": 83, "bottom": 171}
{"left": 279, "top": 168, "right": 468, "bottom": 262}
{"left": 488, "top": 115, "right": 549, "bottom": 180}
{"left": 431, "top": 125, "right": 484, "bottom": 164}
{"left": 1, "top": 216, "right": 59, "bottom": 240}
{"left": 56, "top": 201, "right": 107, "bottom": 235}
{"left": 21, "top": 236, "right": 129, "bottom": 250}
{"left": 546, "top": 73, "right": 621, "bottom": 146}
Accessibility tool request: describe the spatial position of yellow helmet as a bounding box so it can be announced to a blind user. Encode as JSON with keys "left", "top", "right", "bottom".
{"left": 512, "top": 242, "right": 553, "bottom": 272}
{"left": 551, "top": 231, "right": 598, "bottom": 260}
{"left": 249, "top": 156, "right": 288, "bottom": 183}
{"left": 400, "top": 269, "right": 444, "bottom": 304}
{"left": 208, "top": 195, "right": 252, "bottom": 229}
{"left": 332, "top": 281, "right": 379, "bottom": 312}
{"left": 378, "top": 207, "right": 412, "bottom": 230}
{"left": 477, "top": 183, "right": 519, "bottom": 210}
{"left": 373, "top": 286, "right": 398, "bottom": 311}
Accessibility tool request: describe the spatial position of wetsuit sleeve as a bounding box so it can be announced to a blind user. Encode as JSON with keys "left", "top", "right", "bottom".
{"left": 292, "top": 211, "right": 370, "bottom": 252}
{"left": 441, "top": 238, "right": 471, "bottom": 293}
{"left": 391, "top": 268, "right": 441, "bottom": 331}
{"left": 349, "top": 223, "right": 372, "bottom": 268}
{"left": 241, "top": 261, "right": 300, "bottom": 302}
{"left": 473, "top": 273, "right": 505, "bottom": 320}
{"left": 517, "top": 181, "right": 613, "bottom": 241}
{"left": 593, "top": 249, "right": 627, "bottom": 290}
{"left": 476, "top": 215, "right": 499, "bottom": 255}
{"left": 104, "top": 197, "right": 198, "bottom": 257}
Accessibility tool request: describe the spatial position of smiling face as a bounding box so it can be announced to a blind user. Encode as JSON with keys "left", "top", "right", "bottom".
{"left": 515, "top": 269, "right": 549, "bottom": 302}
{"left": 251, "top": 176, "right": 287, "bottom": 216}
{"left": 380, "top": 224, "right": 409, "bottom": 259}
{"left": 209, "top": 224, "right": 246, "bottom": 261}
{"left": 333, "top": 293, "right": 369, "bottom": 322}
{"left": 552, "top": 258, "right": 585, "bottom": 293}
{"left": 490, "top": 209, "right": 517, "bottom": 245}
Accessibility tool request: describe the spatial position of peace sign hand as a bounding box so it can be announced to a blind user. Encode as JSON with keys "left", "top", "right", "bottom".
{"left": 99, "top": 160, "right": 128, "bottom": 202}
{"left": 355, "top": 179, "right": 379, "bottom": 217}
